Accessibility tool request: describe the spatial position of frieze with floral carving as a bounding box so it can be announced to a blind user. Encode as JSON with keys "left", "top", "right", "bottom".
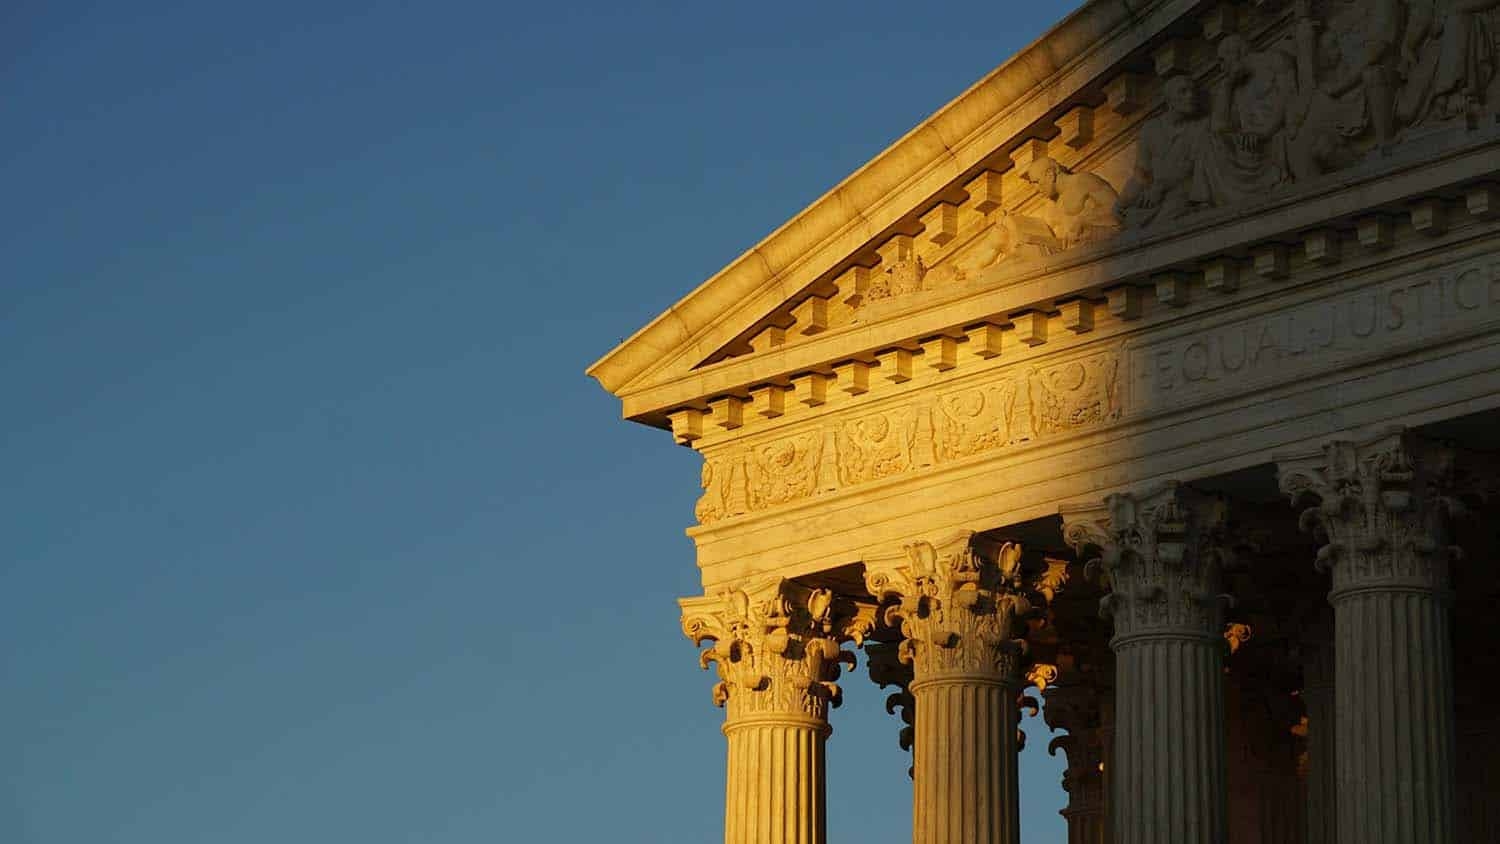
{"left": 695, "top": 350, "right": 1124, "bottom": 525}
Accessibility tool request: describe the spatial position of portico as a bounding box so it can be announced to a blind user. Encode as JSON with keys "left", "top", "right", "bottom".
{"left": 589, "top": 0, "right": 1500, "bottom": 841}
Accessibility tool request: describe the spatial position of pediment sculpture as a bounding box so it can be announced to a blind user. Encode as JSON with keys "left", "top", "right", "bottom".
{"left": 681, "top": 0, "right": 1500, "bottom": 369}
{"left": 929, "top": 0, "right": 1500, "bottom": 281}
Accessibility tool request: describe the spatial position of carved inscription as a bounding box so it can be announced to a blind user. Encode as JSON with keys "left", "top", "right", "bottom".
{"left": 1132, "top": 258, "right": 1500, "bottom": 406}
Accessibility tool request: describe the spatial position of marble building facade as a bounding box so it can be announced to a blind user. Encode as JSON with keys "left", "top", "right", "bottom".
{"left": 589, "top": 0, "right": 1500, "bottom": 841}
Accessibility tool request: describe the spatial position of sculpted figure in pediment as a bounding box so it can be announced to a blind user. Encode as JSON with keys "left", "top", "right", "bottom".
{"left": 1204, "top": 33, "right": 1298, "bottom": 201}
{"left": 1116, "top": 74, "right": 1214, "bottom": 228}
{"left": 1312, "top": 0, "right": 1407, "bottom": 149}
{"left": 1018, "top": 156, "right": 1122, "bottom": 248}
{"left": 1396, "top": 0, "right": 1500, "bottom": 127}
{"left": 925, "top": 213, "right": 1054, "bottom": 284}
{"left": 930, "top": 156, "right": 1121, "bottom": 284}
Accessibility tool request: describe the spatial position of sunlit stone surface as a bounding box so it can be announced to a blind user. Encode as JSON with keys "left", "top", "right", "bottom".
{"left": 591, "top": 0, "right": 1500, "bottom": 840}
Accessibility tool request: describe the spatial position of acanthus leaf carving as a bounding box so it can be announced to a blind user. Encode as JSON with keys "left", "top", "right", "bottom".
{"left": 863, "top": 532, "right": 1033, "bottom": 682}
{"left": 1062, "top": 482, "right": 1235, "bottom": 643}
{"left": 1276, "top": 429, "right": 1471, "bottom": 596}
{"left": 680, "top": 579, "right": 874, "bottom": 721}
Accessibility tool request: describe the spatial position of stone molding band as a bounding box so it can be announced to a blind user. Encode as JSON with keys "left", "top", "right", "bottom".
{"left": 722, "top": 713, "right": 831, "bottom": 735}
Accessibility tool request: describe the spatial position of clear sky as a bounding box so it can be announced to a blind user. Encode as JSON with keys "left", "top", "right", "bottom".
{"left": 3, "top": 2, "right": 1083, "bottom": 841}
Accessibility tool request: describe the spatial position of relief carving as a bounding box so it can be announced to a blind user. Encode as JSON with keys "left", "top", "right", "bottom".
{"left": 931, "top": 157, "right": 1123, "bottom": 286}
{"left": 866, "top": 255, "right": 927, "bottom": 304}
{"left": 1028, "top": 352, "right": 1121, "bottom": 437}
{"left": 745, "top": 432, "right": 824, "bottom": 511}
{"left": 723, "top": 0, "right": 1500, "bottom": 366}
{"left": 698, "top": 351, "right": 1123, "bottom": 525}
{"left": 1021, "top": 156, "right": 1124, "bottom": 249}
{"left": 935, "top": 379, "right": 1023, "bottom": 461}
{"left": 1113, "top": 0, "right": 1499, "bottom": 231}
{"left": 1117, "top": 74, "right": 1213, "bottom": 228}
{"left": 1395, "top": 0, "right": 1500, "bottom": 127}
{"left": 1210, "top": 34, "right": 1300, "bottom": 197}
{"left": 695, "top": 454, "right": 747, "bottom": 525}
{"left": 836, "top": 408, "right": 920, "bottom": 486}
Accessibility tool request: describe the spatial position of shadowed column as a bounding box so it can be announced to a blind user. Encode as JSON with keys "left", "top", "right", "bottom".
{"left": 865, "top": 532, "right": 1031, "bottom": 844}
{"left": 1063, "top": 483, "right": 1233, "bottom": 844}
{"left": 1278, "top": 432, "right": 1463, "bottom": 844}
{"left": 1300, "top": 623, "right": 1336, "bottom": 844}
{"left": 1043, "top": 668, "right": 1110, "bottom": 844}
{"left": 681, "top": 579, "right": 873, "bottom": 844}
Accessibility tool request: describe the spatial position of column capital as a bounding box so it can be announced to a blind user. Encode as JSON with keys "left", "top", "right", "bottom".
{"left": 680, "top": 578, "right": 874, "bottom": 725}
{"left": 1276, "top": 429, "right": 1469, "bottom": 597}
{"left": 1061, "top": 481, "right": 1234, "bottom": 644}
{"left": 863, "top": 530, "right": 1033, "bottom": 685}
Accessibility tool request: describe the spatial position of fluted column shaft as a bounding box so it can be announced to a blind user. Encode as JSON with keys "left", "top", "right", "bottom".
{"left": 682, "top": 580, "right": 874, "bottom": 844}
{"left": 1059, "top": 779, "right": 1106, "bottom": 844}
{"left": 1064, "top": 483, "right": 1232, "bottom": 844}
{"left": 1064, "top": 813, "right": 1105, "bottom": 844}
{"left": 1113, "top": 634, "right": 1226, "bottom": 844}
{"left": 723, "top": 714, "right": 827, "bottom": 844}
{"left": 910, "top": 674, "right": 1019, "bottom": 844}
{"left": 1099, "top": 698, "right": 1115, "bottom": 844}
{"left": 1279, "top": 433, "right": 1462, "bottom": 844}
{"left": 1328, "top": 584, "right": 1455, "bottom": 844}
{"left": 866, "top": 533, "right": 1033, "bottom": 844}
{"left": 1062, "top": 806, "right": 1106, "bottom": 844}
{"left": 1043, "top": 675, "right": 1108, "bottom": 844}
{"left": 1301, "top": 639, "right": 1336, "bottom": 844}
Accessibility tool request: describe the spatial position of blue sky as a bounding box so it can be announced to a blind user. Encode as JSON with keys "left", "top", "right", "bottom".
{"left": 2, "top": 2, "right": 1082, "bottom": 840}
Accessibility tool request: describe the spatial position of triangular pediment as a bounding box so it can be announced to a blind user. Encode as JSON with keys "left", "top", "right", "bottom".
{"left": 589, "top": 0, "right": 1500, "bottom": 428}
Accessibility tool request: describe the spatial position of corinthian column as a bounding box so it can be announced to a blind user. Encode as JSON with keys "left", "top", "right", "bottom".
{"left": 681, "top": 579, "right": 872, "bottom": 844}
{"left": 1043, "top": 669, "right": 1109, "bottom": 844}
{"left": 1063, "top": 483, "right": 1233, "bottom": 844}
{"left": 1278, "top": 432, "right": 1462, "bottom": 844}
{"left": 864, "top": 532, "right": 1032, "bottom": 844}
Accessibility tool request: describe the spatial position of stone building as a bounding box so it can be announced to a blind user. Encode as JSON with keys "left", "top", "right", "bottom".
{"left": 587, "top": 0, "right": 1500, "bottom": 841}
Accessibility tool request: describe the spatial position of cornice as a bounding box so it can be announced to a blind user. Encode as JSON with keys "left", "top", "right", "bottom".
{"left": 587, "top": 0, "right": 1197, "bottom": 397}
{"left": 622, "top": 135, "right": 1500, "bottom": 427}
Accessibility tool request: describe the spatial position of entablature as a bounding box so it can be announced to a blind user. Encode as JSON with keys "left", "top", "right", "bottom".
{"left": 687, "top": 219, "right": 1500, "bottom": 588}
